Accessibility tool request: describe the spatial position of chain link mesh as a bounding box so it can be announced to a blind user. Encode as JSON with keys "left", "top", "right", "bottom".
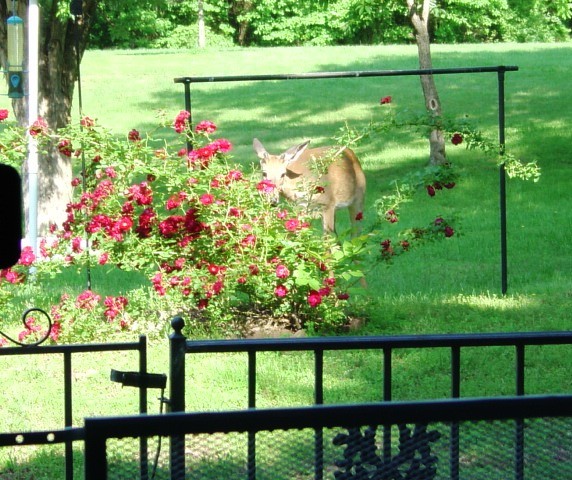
{"left": 104, "top": 416, "right": 571, "bottom": 479}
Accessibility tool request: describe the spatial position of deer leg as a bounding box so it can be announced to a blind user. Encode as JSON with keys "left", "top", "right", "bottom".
{"left": 348, "top": 202, "right": 363, "bottom": 238}
{"left": 347, "top": 202, "right": 367, "bottom": 288}
{"left": 322, "top": 205, "right": 336, "bottom": 236}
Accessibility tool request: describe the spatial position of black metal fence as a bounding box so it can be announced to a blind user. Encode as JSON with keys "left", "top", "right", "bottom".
{"left": 84, "top": 395, "right": 572, "bottom": 479}
{"left": 0, "top": 336, "right": 151, "bottom": 479}
{"left": 1, "top": 317, "right": 570, "bottom": 479}
{"left": 161, "top": 317, "right": 572, "bottom": 479}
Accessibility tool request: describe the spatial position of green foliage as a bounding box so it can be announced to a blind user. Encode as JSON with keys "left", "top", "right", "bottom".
{"left": 84, "top": 0, "right": 571, "bottom": 49}
{"left": 432, "top": 0, "right": 571, "bottom": 43}
{"left": 0, "top": 111, "right": 27, "bottom": 169}
{"left": 152, "top": 24, "right": 235, "bottom": 48}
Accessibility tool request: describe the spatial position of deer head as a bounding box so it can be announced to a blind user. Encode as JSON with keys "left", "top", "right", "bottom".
{"left": 253, "top": 138, "right": 366, "bottom": 235}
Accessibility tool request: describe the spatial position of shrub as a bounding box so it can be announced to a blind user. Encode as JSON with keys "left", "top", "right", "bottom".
{"left": 0, "top": 102, "right": 538, "bottom": 344}
{"left": 3, "top": 112, "right": 366, "bottom": 341}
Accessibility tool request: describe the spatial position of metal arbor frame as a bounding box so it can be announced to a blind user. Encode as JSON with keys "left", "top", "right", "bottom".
{"left": 174, "top": 65, "right": 518, "bottom": 294}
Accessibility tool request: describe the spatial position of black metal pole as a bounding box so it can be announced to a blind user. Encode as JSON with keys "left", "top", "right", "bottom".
{"left": 184, "top": 82, "right": 193, "bottom": 152}
{"left": 64, "top": 351, "right": 74, "bottom": 479}
{"left": 314, "top": 349, "right": 324, "bottom": 480}
{"left": 247, "top": 351, "right": 256, "bottom": 480}
{"left": 84, "top": 420, "right": 108, "bottom": 480}
{"left": 450, "top": 346, "right": 461, "bottom": 480}
{"left": 498, "top": 68, "right": 508, "bottom": 295}
{"left": 169, "top": 316, "right": 187, "bottom": 479}
{"left": 139, "top": 335, "right": 149, "bottom": 480}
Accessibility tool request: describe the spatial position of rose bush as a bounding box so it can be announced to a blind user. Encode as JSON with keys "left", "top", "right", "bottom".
{"left": 1, "top": 110, "right": 368, "bottom": 342}
{"left": 0, "top": 100, "right": 538, "bottom": 344}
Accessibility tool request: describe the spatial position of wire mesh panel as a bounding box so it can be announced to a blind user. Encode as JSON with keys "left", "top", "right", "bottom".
{"left": 93, "top": 407, "right": 572, "bottom": 480}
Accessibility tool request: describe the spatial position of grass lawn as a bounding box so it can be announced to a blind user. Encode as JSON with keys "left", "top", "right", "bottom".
{"left": 67, "top": 42, "right": 572, "bottom": 334}
{"left": 0, "top": 43, "right": 570, "bottom": 477}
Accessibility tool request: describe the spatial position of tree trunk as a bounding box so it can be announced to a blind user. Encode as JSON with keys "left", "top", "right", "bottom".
{"left": 229, "top": 1, "right": 253, "bottom": 46}
{"left": 197, "top": 0, "right": 206, "bottom": 48}
{"left": 407, "top": 0, "right": 447, "bottom": 165}
{"left": 1, "top": 0, "right": 97, "bottom": 236}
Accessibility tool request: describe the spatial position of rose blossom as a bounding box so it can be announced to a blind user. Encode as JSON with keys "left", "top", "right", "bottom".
{"left": 128, "top": 129, "right": 141, "bottom": 141}
{"left": 173, "top": 110, "right": 190, "bottom": 133}
{"left": 274, "top": 285, "right": 288, "bottom": 298}
{"left": 18, "top": 246, "right": 35, "bottom": 266}
{"left": 307, "top": 290, "right": 322, "bottom": 308}
{"left": 451, "top": 133, "right": 463, "bottom": 145}
{"left": 199, "top": 193, "right": 214, "bottom": 205}
{"left": 29, "top": 117, "right": 48, "bottom": 136}
{"left": 284, "top": 218, "right": 300, "bottom": 232}
{"left": 275, "top": 264, "right": 290, "bottom": 279}
{"left": 195, "top": 120, "right": 217, "bottom": 134}
{"left": 256, "top": 180, "right": 276, "bottom": 194}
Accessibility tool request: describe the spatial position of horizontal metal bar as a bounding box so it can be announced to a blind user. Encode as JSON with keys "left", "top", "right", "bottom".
{"left": 0, "top": 340, "right": 145, "bottom": 356}
{"left": 84, "top": 394, "right": 572, "bottom": 439}
{"left": 185, "top": 331, "right": 572, "bottom": 354}
{"left": 0, "top": 427, "right": 84, "bottom": 447}
{"left": 174, "top": 66, "right": 519, "bottom": 85}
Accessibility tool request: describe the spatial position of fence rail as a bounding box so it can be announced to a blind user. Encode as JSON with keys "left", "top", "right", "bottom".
{"left": 168, "top": 317, "right": 572, "bottom": 479}
{"left": 84, "top": 394, "right": 572, "bottom": 479}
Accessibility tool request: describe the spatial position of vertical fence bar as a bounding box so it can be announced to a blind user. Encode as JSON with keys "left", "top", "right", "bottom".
{"left": 248, "top": 350, "right": 256, "bottom": 408}
{"left": 184, "top": 81, "right": 192, "bottom": 120}
{"left": 314, "top": 349, "right": 324, "bottom": 480}
{"left": 515, "top": 345, "right": 525, "bottom": 396}
{"left": 84, "top": 420, "right": 108, "bottom": 480}
{"left": 382, "top": 348, "right": 392, "bottom": 463}
{"left": 184, "top": 80, "right": 193, "bottom": 151}
{"left": 247, "top": 350, "right": 256, "bottom": 480}
{"left": 139, "top": 335, "right": 149, "bottom": 480}
{"left": 64, "top": 351, "right": 74, "bottom": 480}
{"left": 515, "top": 345, "right": 525, "bottom": 479}
{"left": 450, "top": 346, "right": 461, "bottom": 480}
{"left": 498, "top": 67, "right": 508, "bottom": 295}
{"left": 169, "top": 316, "right": 187, "bottom": 480}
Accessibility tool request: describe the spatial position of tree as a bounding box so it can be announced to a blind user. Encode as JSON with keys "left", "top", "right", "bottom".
{"left": 407, "top": 0, "right": 447, "bottom": 166}
{"left": 1, "top": 0, "right": 98, "bottom": 235}
{"left": 197, "top": 0, "right": 206, "bottom": 47}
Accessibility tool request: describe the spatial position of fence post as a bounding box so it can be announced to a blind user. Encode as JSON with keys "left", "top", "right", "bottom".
{"left": 497, "top": 67, "right": 508, "bottom": 295}
{"left": 139, "top": 335, "right": 149, "bottom": 480}
{"left": 170, "top": 316, "right": 187, "bottom": 479}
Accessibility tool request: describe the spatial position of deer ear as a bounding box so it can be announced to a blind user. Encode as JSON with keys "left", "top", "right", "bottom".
{"left": 253, "top": 138, "right": 269, "bottom": 160}
{"left": 283, "top": 140, "right": 310, "bottom": 165}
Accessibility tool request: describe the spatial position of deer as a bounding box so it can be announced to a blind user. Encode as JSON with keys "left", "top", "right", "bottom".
{"left": 253, "top": 138, "right": 366, "bottom": 236}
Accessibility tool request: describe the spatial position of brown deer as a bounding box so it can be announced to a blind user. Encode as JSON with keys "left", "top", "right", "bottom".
{"left": 253, "top": 138, "right": 366, "bottom": 236}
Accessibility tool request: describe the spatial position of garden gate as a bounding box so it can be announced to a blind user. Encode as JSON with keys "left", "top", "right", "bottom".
{"left": 0, "top": 333, "right": 163, "bottom": 479}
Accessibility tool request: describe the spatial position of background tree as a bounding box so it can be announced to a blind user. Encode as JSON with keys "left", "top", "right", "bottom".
{"left": 83, "top": 1, "right": 570, "bottom": 49}
{"left": 407, "top": 0, "right": 446, "bottom": 165}
{"left": 1, "top": 0, "right": 99, "bottom": 234}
